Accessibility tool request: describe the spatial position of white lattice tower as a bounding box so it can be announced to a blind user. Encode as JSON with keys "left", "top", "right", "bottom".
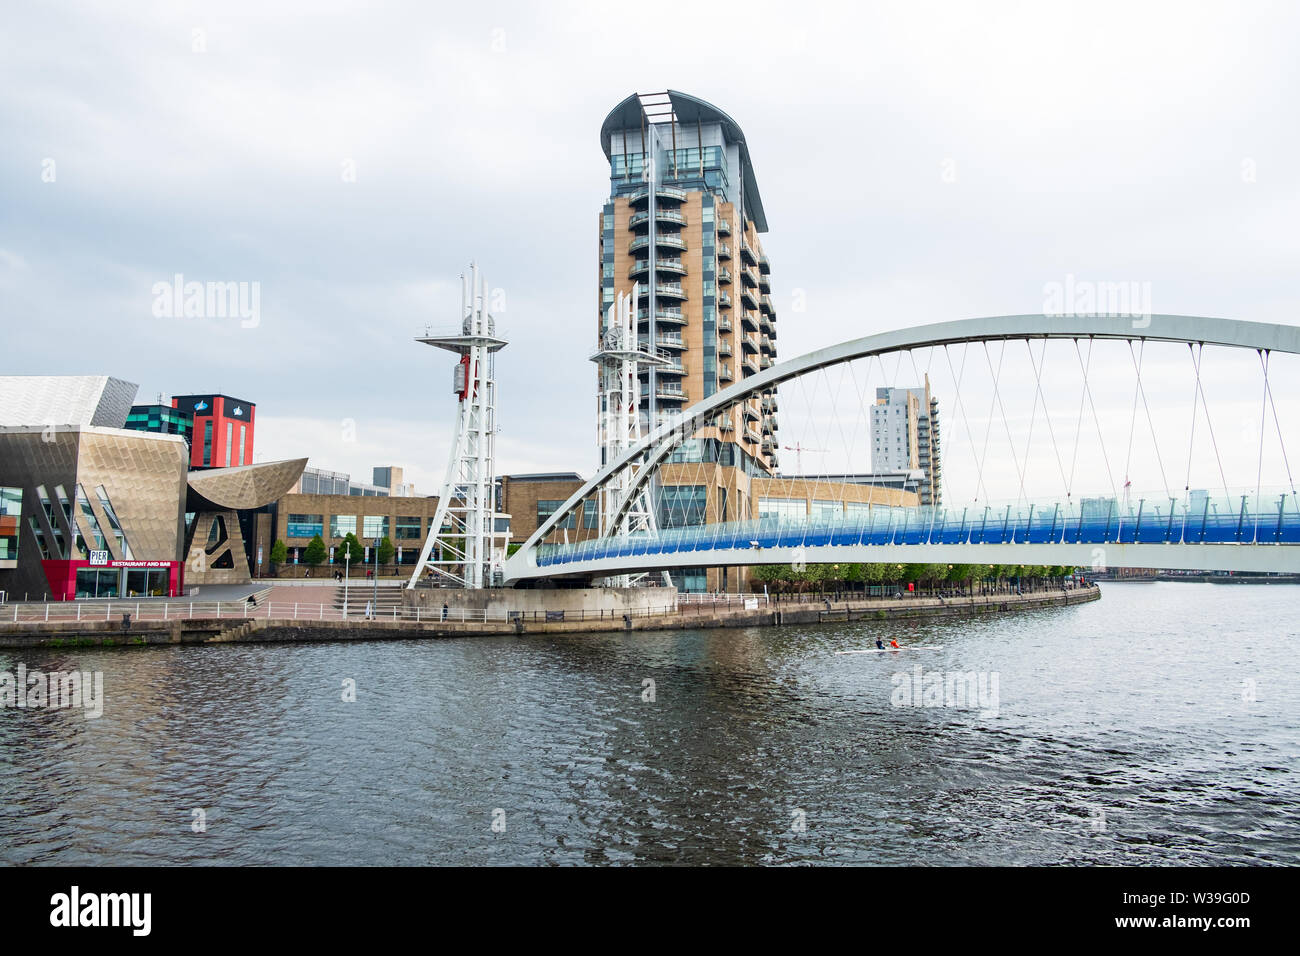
{"left": 407, "top": 263, "right": 507, "bottom": 589}
{"left": 591, "top": 283, "right": 670, "bottom": 586}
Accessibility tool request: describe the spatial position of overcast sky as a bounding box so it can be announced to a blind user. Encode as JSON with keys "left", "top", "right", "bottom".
{"left": 3, "top": 0, "right": 1299, "bottom": 499}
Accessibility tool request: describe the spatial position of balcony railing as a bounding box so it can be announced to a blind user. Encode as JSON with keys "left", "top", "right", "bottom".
{"left": 759, "top": 253, "right": 771, "bottom": 274}
{"left": 629, "top": 210, "right": 686, "bottom": 229}
{"left": 741, "top": 266, "right": 759, "bottom": 287}
{"left": 717, "top": 338, "right": 732, "bottom": 356}
{"left": 630, "top": 258, "right": 686, "bottom": 278}
{"left": 641, "top": 383, "right": 687, "bottom": 401}
{"left": 741, "top": 240, "right": 758, "bottom": 264}
{"left": 717, "top": 292, "right": 732, "bottom": 308}
{"left": 655, "top": 332, "right": 686, "bottom": 349}
{"left": 716, "top": 219, "right": 732, "bottom": 236}
{"left": 717, "top": 242, "right": 732, "bottom": 259}
{"left": 741, "top": 288, "right": 760, "bottom": 309}
{"left": 742, "top": 312, "right": 760, "bottom": 333}
{"left": 626, "top": 185, "right": 688, "bottom": 205}
{"left": 717, "top": 267, "right": 733, "bottom": 284}
{"left": 759, "top": 275, "right": 770, "bottom": 293}
{"left": 637, "top": 308, "right": 687, "bottom": 325}
{"left": 717, "top": 315, "right": 732, "bottom": 332}
{"left": 637, "top": 282, "right": 686, "bottom": 299}
{"left": 629, "top": 234, "right": 686, "bottom": 254}
{"left": 719, "top": 365, "right": 733, "bottom": 383}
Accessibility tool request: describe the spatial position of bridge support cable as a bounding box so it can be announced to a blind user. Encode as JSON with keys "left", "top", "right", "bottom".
{"left": 1029, "top": 337, "right": 1072, "bottom": 504}
{"left": 1127, "top": 338, "right": 1173, "bottom": 503}
{"left": 1016, "top": 338, "right": 1048, "bottom": 511}
{"left": 944, "top": 342, "right": 987, "bottom": 513}
{"left": 974, "top": 342, "right": 1003, "bottom": 505}
{"left": 1261, "top": 348, "right": 1296, "bottom": 498}
{"left": 1073, "top": 337, "right": 1122, "bottom": 522}
{"left": 1188, "top": 342, "right": 1233, "bottom": 507}
{"left": 984, "top": 340, "right": 1028, "bottom": 508}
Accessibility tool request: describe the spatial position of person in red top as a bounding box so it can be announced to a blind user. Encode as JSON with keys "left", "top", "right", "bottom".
{"left": 890, "top": 639, "right": 900, "bottom": 648}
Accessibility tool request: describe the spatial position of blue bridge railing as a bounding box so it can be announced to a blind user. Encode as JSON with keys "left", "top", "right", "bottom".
{"left": 535, "top": 493, "right": 1300, "bottom": 568}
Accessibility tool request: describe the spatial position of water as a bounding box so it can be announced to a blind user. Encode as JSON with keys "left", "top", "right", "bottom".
{"left": 1, "top": 583, "right": 1296, "bottom": 865}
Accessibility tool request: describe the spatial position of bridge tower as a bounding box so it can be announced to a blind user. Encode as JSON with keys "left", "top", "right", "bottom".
{"left": 407, "top": 263, "right": 507, "bottom": 589}
{"left": 591, "top": 282, "right": 670, "bottom": 586}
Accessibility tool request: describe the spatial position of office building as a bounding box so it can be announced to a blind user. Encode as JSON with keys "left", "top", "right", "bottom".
{"left": 870, "top": 377, "right": 942, "bottom": 506}
{"left": 171, "top": 393, "right": 255, "bottom": 469}
{"left": 125, "top": 402, "right": 194, "bottom": 446}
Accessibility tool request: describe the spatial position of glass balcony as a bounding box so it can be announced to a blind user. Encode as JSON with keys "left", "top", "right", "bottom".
{"left": 759, "top": 253, "right": 771, "bottom": 274}
{"left": 658, "top": 362, "right": 686, "bottom": 377}
{"left": 630, "top": 258, "right": 686, "bottom": 278}
{"left": 636, "top": 282, "right": 686, "bottom": 300}
{"left": 656, "top": 332, "right": 686, "bottom": 350}
{"left": 741, "top": 266, "right": 759, "bottom": 287}
{"left": 637, "top": 308, "right": 687, "bottom": 326}
{"left": 717, "top": 315, "right": 733, "bottom": 332}
{"left": 743, "top": 355, "right": 760, "bottom": 374}
{"left": 716, "top": 338, "right": 732, "bottom": 357}
{"left": 740, "top": 240, "right": 757, "bottom": 264}
{"left": 716, "top": 219, "right": 732, "bottom": 236}
{"left": 760, "top": 354, "right": 773, "bottom": 369}
{"left": 741, "top": 288, "right": 760, "bottom": 309}
{"left": 719, "top": 365, "right": 734, "bottom": 383}
{"left": 717, "top": 292, "right": 732, "bottom": 308}
{"left": 717, "top": 242, "right": 732, "bottom": 259}
{"left": 742, "top": 312, "right": 760, "bottom": 333}
{"left": 759, "top": 275, "right": 770, "bottom": 293}
{"left": 629, "top": 234, "right": 686, "bottom": 254}
{"left": 629, "top": 209, "right": 686, "bottom": 229}
{"left": 717, "top": 267, "right": 733, "bottom": 284}
{"left": 627, "top": 185, "right": 689, "bottom": 206}
{"left": 760, "top": 295, "right": 774, "bottom": 315}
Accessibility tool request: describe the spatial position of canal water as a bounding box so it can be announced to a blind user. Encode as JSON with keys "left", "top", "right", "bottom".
{"left": 1, "top": 583, "right": 1296, "bottom": 865}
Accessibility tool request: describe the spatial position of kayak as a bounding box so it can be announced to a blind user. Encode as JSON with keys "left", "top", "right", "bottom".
{"left": 835, "top": 646, "right": 944, "bottom": 655}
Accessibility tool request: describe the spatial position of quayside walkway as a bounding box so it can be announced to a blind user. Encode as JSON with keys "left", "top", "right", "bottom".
{"left": 0, "top": 583, "right": 1099, "bottom": 648}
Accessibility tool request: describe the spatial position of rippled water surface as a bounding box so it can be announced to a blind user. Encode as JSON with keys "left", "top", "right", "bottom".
{"left": 1, "top": 583, "right": 1297, "bottom": 865}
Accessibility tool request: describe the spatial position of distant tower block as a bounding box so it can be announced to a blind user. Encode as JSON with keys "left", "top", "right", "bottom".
{"left": 407, "top": 264, "right": 508, "bottom": 589}
{"left": 590, "top": 282, "right": 670, "bottom": 587}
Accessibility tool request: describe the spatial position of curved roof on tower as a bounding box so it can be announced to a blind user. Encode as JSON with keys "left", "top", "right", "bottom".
{"left": 600, "top": 90, "right": 768, "bottom": 232}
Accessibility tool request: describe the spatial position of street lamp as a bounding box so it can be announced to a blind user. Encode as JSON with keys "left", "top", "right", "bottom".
{"left": 343, "top": 544, "right": 351, "bottom": 618}
{"left": 371, "top": 536, "right": 380, "bottom": 619}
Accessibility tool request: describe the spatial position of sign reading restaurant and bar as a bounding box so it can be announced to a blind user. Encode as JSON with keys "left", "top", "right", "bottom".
{"left": 83, "top": 557, "right": 174, "bottom": 568}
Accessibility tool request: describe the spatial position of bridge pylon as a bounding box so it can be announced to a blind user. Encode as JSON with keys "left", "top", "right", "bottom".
{"left": 591, "top": 282, "right": 671, "bottom": 587}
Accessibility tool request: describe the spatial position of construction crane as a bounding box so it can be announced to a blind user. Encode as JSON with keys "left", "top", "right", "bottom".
{"left": 781, "top": 442, "right": 829, "bottom": 474}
